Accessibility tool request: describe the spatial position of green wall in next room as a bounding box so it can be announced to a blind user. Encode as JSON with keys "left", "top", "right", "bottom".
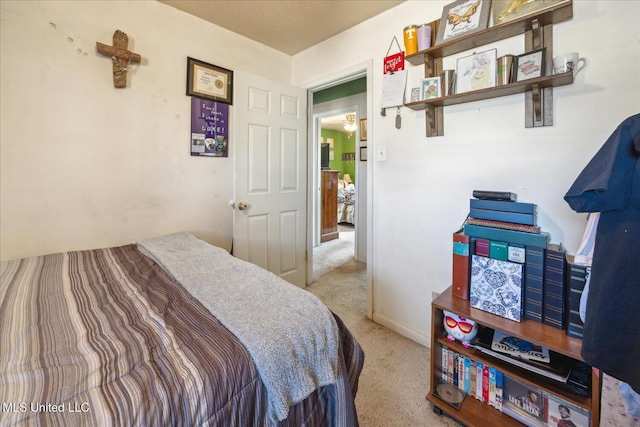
{"left": 321, "top": 128, "right": 356, "bottom": 183}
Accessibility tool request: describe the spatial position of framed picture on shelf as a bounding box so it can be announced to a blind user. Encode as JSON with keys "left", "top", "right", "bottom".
{"left": 493, "top": 0, "right": 570, "bottom": 25}
{"left": 515, "top": 48, "right": 546, "bottom": 81}
{"left": 186, "top": 57, "right": 234, "bottom": 105}
{"left": 455, "top": 48, "right": 497, "bottom": 94}
{"left": 421, "top": 76, "right": 442, "bottom": 100}
{"left": 410, "top": 87, "right": 421, "bottom": 102}
{"left": 435, "top": 0, "right": 492, "bottom": 45}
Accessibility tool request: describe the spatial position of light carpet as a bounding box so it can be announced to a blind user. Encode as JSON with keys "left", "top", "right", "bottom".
{"left": 308, "top": 232, "right": 463, "bottom": 427}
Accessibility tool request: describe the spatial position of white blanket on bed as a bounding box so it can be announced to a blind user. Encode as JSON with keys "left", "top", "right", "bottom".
{"left": 137, "top": 232, "right": 339, "bottom": 422}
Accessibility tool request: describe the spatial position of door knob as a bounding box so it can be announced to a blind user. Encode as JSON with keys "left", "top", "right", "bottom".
{"left": 237, "top": 202, "right": 248, "bottom": 211}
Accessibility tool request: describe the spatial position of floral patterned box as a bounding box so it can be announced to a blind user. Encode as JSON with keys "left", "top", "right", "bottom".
{"left": 470, "top": 255, "right": 523, "bottom": 322}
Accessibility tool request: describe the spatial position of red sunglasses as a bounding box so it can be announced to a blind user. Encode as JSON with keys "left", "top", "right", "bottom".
{"left": 445, "top": 316, "right": 474, "bottom": 334}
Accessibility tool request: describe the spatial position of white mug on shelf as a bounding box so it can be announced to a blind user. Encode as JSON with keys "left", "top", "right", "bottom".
{"left": 553, "top": 52, "right": 587, "bottom": 76}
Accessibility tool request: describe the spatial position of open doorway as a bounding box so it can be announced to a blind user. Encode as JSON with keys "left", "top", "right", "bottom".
{"left": 309, "top": 76, "right": 367, "bottom": 282}
{"left": 312, "top": 110, "right": 358, "bottom": 280}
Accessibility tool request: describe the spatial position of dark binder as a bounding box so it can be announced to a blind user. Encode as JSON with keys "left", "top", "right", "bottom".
{"left": 566, "top": 261, "right": 588, "bottom": 339}
{"left": 524, "top": 246, "right": 544, "bottom": 323}
{"left": 452, "top": 231, "right": 470, "bottom": 299}
{"left": 543, "top": 244, "right": 567, "bottom": 330}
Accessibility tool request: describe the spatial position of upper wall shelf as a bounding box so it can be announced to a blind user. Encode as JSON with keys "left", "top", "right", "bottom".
{"left": 405, "top": 0, "right": 574, "bottom": 136}
{"left": 406, "top": 1, "right": 573, "bottom": 65}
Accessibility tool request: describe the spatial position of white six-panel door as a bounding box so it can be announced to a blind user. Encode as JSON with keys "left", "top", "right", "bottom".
{"left": 233, "top": 72, "right": 307, "bottom": 287}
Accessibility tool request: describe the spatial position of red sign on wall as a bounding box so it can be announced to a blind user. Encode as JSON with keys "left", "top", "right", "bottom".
{"left": 383, "top": 52, "right": 405, "bottom": 74}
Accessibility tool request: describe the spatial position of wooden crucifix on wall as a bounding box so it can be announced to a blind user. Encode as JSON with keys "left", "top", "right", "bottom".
{"left": 96, "top": 30, "right": 141, "bottom": 88}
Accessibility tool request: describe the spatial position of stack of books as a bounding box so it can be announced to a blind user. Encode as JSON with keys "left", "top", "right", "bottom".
{"left": 453, "top": 191, "right": 575, "bottom": 331}
{"left": 463, "top": 193, "right": 547, "bottom": 324}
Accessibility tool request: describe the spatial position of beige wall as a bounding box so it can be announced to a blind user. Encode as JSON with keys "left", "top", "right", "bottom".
{"left": 293, "top": 0, "right": 640, "bottom": 345}
{"left": 0, "top": 0, "right": 291, "bottom": 260}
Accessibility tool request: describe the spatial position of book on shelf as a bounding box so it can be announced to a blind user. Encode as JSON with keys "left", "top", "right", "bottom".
{"left": 470, "top": 255, "right": 523, "bottom": 322}
{"left": 566, "top": 259, "right": 589, "bottom": 340}
{"left": 543, "top": 244, "right": 567, "bottom": 330}
{"left": 508, "top": 244, "right": 526, "bottom": 264}
{"left": 469, "top": 198, "right": 536, "bottom": 214}
{"left": 543, "top": 391, "right": 591, "bottom": 427}
{"left": 472, "top": 190, "right": 517, "bottom": 201}
{"left": 524, "top": 245, "right": 545, "bottom": 323}
{"left": 471, "top": 326, "right": 576, "bottom": 383}
{"left": 442, "top": 346, "right": 449, "bottom": 383}
{"left": 491, "top": 329, "right": 551, "bottom": 363}
{"left": 502, "top": 402, "right": 546, "bottom": 427}
{"left": 495, "top": 370, "right": 504, "bottom": 411}
{"left": 489, "top": 367, "right": 497, "bottom": 407}
{"left": 476, "top": 238, "right": 490, "bottom": 257}
{"left": 475, "top": 361, "right": 483, "bottom": 400}
{"left": 468, "top": 210, "right": 538, "bottom": 227}
{"left": 464, "top": 223, "right": 549, "bottom": 248}
{"left": 463, "top": 357, "right": 471, "bottom": 394}
{"left": 452, "top": 231, "right": 470, "bottom": 299}
{"left": 504, "top": 376, "right": 544, "bottom": 422}
{"left": 458, "top": 354, "right": 465, "bottom": 391}
{"left": 482, "top": 365, "right": 490, "bottom": 403}
{"left": 489, "top": 240, "right": 509, "bottom": 261}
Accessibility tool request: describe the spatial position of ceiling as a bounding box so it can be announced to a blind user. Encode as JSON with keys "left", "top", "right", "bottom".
{"left": 157, "top": 0, "right": 405, "bottom": 56}
{"left": 322, "top": 113, "right": 357, "bottom": 131}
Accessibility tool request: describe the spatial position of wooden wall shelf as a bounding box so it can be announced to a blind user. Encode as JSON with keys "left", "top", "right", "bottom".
{"left": 406, "top": 1, "right": 573, "bottom": 66}
{"left": 406, "top": 71, "right": 573, "bottom": 110}
{"left": 406, "top": 0, "right": 574, "bottom": 136}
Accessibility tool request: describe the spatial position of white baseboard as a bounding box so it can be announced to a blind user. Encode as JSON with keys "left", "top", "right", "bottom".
{"left": 371, "top": 312, "right": 430, "bottom": 347}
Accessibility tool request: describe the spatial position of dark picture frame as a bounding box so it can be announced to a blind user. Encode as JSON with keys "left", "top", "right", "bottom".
{"left": 514, "top": 48, "right": 546, "bottom": 82}
{"left": 360, "top": 146, "right": 367, "bottom": 161}
{"left": 186, "top": 57, "right": 234, "bottom": 105}
{"left": 435, "top": 0, "right": 492, "bottom": 45}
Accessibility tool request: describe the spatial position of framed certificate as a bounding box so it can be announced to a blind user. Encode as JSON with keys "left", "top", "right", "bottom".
{"left": 186, "top": 57, "right": 234, "bottom": 105}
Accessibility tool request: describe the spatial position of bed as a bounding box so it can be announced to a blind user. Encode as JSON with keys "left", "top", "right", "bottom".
{"left": 337, "top": 186, "right": 356, "bottom": 225}
{"left": 0, "top": 232, "right": 364, "bottom": 426}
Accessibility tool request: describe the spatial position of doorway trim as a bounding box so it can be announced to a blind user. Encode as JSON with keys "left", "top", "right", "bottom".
{"left": 305, "top": 60, "right": 374, "bottom": 320}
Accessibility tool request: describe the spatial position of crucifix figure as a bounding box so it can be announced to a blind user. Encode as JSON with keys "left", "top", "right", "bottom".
{"left": 96, "top": 30, "right": 141, "bottom": 88}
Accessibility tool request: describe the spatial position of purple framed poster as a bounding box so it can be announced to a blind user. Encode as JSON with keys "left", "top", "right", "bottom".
{"left": 191, "top": 97, "right": 229, "bottom": 157}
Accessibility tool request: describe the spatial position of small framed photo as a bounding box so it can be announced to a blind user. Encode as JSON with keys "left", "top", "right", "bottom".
{"left": 187, "top": 57, "right": 234, "bottom": 105}
{"left": 421, "top": 76, "right": 442, "bottom": 100}
{"left": 515, "top": 48, "right": 546, "bottom": 81}
{"left": 435, "top": 0, "right": 492, "bottom": 45}
{"left": 410, "top": 87, "right": 421, "bottom": 102}
{"left": 359, "top": 146, "right": 367, "bottom": 161}
{"left": 455, "top": 48, "right": 497, "bottom": 94}
{"left": 360, "top": 118, "right": 367, "bottom": 141}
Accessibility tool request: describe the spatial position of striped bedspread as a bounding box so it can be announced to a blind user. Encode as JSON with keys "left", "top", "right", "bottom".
{"left": 0, "top": 242, "right": 364, "bottom": 426}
